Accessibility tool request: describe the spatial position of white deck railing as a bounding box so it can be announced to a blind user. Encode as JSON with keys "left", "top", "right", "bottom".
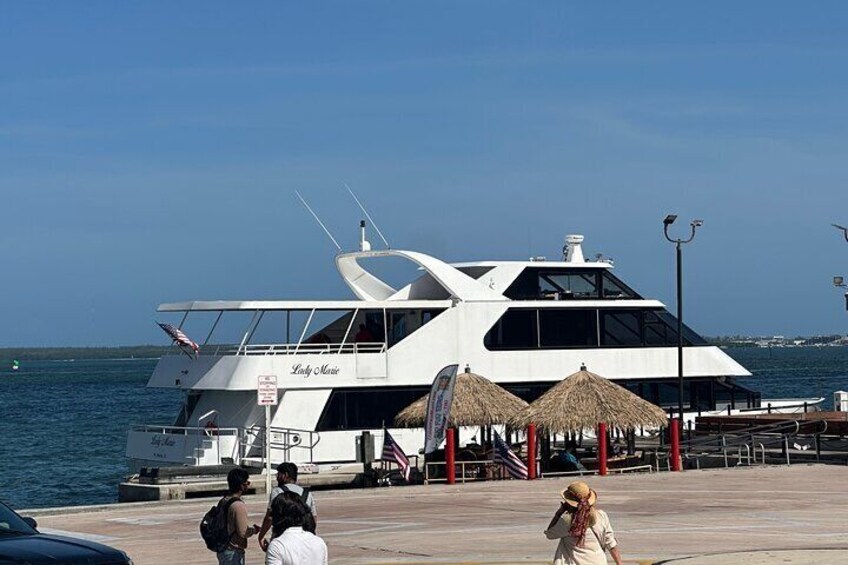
{"left": 210, "top": 342, "right": 387, "bottom": 356}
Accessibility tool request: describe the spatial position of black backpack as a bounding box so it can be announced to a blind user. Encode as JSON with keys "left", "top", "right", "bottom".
{"left": 276, "top": 485, "right": 315, "bottom": 534}
{"left": 200, "top": 496, "right": 237, "bottom": 552}
{"left": 281, "top": 484, "right": 311, "bottom": 506}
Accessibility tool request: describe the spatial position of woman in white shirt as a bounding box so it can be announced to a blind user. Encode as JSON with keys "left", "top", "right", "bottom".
{"left": 265, "top": 491, "right": 328, "bottom": 565}
{"left": 544, "top": 481, "right": 623, "bottom": 565}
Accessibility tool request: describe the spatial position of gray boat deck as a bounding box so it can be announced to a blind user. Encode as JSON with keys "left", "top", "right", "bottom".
{"left": 24, "top": 465, "right": 848, "bottom": 564}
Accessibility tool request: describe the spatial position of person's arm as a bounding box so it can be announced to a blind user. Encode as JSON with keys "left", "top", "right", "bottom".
{"left": 600, "top": 510, "right": 622, "bottom": 565}
{"left": 232, "top": 501, "right": 257, "bottom": 540}
{"left": 609, "top": 545, "right": 623, "bottom": 565}
{"left": 258, "top": 508, "right": 272, "bottom": 550}
{"left": 544, "top": 502, "right": 570, "bottom": 539}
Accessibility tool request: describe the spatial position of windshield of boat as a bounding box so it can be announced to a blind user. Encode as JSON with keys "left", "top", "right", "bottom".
{"left": 0, "top": 502, "right": 36, "bottom": 535}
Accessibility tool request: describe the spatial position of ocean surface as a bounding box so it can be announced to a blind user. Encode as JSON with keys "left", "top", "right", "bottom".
{"left": 1, "top": 347, "right": 847, "bottom": 510}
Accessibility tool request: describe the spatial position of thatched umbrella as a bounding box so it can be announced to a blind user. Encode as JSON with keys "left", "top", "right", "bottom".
{"left": 394, "top": 370, "right": 529, "bottom": 427}
{"left": 510, "top": 366, "right": 668, "bottom": 434}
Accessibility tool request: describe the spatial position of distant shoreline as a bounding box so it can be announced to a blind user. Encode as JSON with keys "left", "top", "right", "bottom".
{"left": 3, "top": 335, "right": 847, "bottom": 361}
{"left": 0, "top": 346, "right": 171, "bottom": 361}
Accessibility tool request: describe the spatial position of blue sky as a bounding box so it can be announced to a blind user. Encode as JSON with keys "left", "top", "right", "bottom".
{"left": 2, "top": 3, "right": 848, "bottom": 346}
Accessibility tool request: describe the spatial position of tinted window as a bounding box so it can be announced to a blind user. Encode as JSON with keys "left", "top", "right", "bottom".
{"left": 540, "top": 273, "right": 599, "bottom": 299}
{"left": 601, "top": 272, "right": 639, "bottom": 299}
{"left": 485, "top": 307, "right": 709, "bottom": 350}
{"left": 643, "top": 310, "right": 670, "bottom": 346}
{"left": 539, "top": 309, "right": 597, "bottom": 347}
{"left": 0, "top": 502, "right": 36, "bottom": 535}
{"left": 484, "top": 309, "right": 538, "bottom": 349}
{"left": 655, "top": 311, "right": 709, "bottom": 346}
{"left": 504, "top": 268, "right": 604, "bottom": 300}
{"left": 317, "top": 386, "right": 429, "bottom": 430}
{"left": 601, "top": 310, "right": 642, "bottom": 346}
{"left": 456, "top": 266, "right": 495, "bottom": 279}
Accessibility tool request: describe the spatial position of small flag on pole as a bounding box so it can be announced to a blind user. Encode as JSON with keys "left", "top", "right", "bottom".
{"left": 157, "top": 323, "right": 200, "bottom": 355}
{"left": 493, "top": 430, "right": 528, "bottom": 480}
{"left": 381, "top": 429, "right": 411, "bottom": 481}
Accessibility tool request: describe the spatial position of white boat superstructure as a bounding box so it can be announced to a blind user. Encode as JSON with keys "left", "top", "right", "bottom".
{"left": 126, "top": 233, "right": 756, "bottom": 470}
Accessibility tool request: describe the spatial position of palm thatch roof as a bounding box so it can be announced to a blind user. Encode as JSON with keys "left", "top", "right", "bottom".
{"left": 509, "top": 367, "right": 668, "bottom": 433}
{"left": 394, "top": 371, "right": 529, "bottom": 427}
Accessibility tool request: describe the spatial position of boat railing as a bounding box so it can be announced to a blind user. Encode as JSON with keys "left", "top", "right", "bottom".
{"left": 736, "top": 399, "right": 823, "bottom": 414}
{"left": 241, "top": 425, "right": 321, "bottom": 464}
{"left": 212, "top": 342, "right": 387, "bottom": 356}
{"left": 131, "top": 424, "right": 240, "bottom": 437}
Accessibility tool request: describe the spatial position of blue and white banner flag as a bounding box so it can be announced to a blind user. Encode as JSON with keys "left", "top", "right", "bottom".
{"left": 424, "top": 364, "right": 459, "bottom": 454}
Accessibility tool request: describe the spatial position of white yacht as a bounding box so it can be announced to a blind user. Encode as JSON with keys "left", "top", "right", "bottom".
{"left": 126, "top": 231, "right": 756, "bottom": 470}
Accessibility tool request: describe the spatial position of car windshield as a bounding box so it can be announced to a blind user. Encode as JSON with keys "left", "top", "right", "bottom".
{"left": 0, "top": 502, "right": 36, "bottom": 535}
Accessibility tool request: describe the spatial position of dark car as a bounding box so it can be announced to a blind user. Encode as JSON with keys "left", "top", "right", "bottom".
{"left": 0, "top": 500, "right": 132, "bottom": 564}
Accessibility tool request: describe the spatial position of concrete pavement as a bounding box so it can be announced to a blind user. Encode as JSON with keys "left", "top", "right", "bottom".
{"left": 25, "top": 464, "right": 848, "bottom": 564}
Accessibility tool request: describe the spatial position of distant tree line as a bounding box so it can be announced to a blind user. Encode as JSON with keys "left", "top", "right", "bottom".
{"left": 705, "top": 334, "right": 847, "bottom": 347}
{"left": 0, "top": 345, "right": 171, "bottom": 361}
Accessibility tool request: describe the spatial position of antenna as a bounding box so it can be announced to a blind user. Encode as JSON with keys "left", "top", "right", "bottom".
{"left": 295, "top": 191, "right": 342, "bottom": 251}
{"left": 344, "top": 183, "right": 390, "bottom": 248}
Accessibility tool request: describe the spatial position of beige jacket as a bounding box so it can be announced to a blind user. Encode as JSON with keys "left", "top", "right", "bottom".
{"left": 225, "top": 497, "right": 256, "bottom": 550}
{"left": 544, "top": 509, "right": 617, "bottom": 565}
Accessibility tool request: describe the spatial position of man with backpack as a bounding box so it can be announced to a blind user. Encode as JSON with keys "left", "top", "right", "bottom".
{"left": 201, "top": 468, "right": 260, "bottom": 565}
{"left": 258, "top": 462, "right": 317, "bottom": 551}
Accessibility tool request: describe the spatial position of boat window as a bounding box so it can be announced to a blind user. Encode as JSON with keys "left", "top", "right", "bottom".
{"left": 601, "top": 310, "right": 643, "bottom": 347}
{"left": 455, "top": 266, "right": 495, "bottom": 279}
{"left": 483, "top": 309, "right": 539, "bottom": 349}
{"left": 503, "top": 267, "right": 642, "bottom": 300}
{"left": 503, "top": 267, "right": 601, "bottom": 300}
{"left": 654, "top": 311, "right": 709, "bottom": 346}
{"left": 538, "top": 309, "right": 598, "bottom": 348}
{"left": 601, "top": 272, "right": 640, "bottom": 299}
{"left": 540, "top": 272, "right": 600, "bottom": 299}
{"left": 485, "top": 306, "right": 711, "bottom": 351}
{"left": 316, "top": 386, "right": 430, "bottom": 430}
{"left": 643, "top": 310, "right": 671, "bottom": 346}
{"left": 386, "top": 309, "right": 447, "bottom": 348}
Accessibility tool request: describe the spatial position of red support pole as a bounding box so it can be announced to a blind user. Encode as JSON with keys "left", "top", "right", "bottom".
{"left": 446, "top": 427, "right": 456, "bottom": 485}
{"left": 670, "top": 418, "right": 681, "bottom": 472}
{"left": 598, "top": 422, "right": 608, "bottom": 476}
{"left": 527, "top": 423, "right": 536, "bottom": 480}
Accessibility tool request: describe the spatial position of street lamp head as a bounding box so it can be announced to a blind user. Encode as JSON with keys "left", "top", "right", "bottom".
{"left": 663, "top": 214, "right": 678, "bottom": 226}
{"left": 691, "top": 219, "right": 704, "bottom": 228}
{"left": 834, "top": 275, "right": 845, "bottom": 287}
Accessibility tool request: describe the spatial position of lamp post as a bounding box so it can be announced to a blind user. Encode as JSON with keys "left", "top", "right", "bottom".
{"left": 663, "top": 215, "right": 703, "bottom": 424}
{"left": 833, "top": 224, "right": 848, "bottom": 311}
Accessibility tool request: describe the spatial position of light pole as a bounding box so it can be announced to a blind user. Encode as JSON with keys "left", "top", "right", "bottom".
{"left": 832, "top": 224, "right": 848, "bottom": 310}
{"left": 663, "top": 215, "right": 703, "bottom": 424}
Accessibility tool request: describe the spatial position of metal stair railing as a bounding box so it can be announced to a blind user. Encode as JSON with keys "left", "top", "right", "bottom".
{"left": 241, "top": 425, "right": 321, "bottom": 465}
{"left": 669, "top": 418, "right": 830, "bottom": 469}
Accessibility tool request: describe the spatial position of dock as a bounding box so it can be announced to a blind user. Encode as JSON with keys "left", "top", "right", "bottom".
{"left": 24, "top": 464, "right": 848, "bottom": 564}
{"left": 118, "top": 463, "right": 363, "bottom": 502}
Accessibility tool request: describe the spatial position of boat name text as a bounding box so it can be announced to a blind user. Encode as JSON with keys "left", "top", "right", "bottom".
{"left": 150, "top": 434, "right": 176, "bottom": 448}
{"left": 290, "top": 363, "right": 340, "bottom": 378}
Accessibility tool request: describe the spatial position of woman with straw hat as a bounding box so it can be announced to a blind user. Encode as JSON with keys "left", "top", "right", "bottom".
{"left": 544, "top": 481, "right": 623, "bottom": 565}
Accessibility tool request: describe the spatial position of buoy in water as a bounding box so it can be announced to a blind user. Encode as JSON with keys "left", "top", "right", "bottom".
{"left": 11, "top": 360, "right": 19, "bottom": 371}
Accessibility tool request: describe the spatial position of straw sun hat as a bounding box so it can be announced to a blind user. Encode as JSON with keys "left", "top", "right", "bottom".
{"left": 560, "top": 481, "right": 597, "bottom": 507}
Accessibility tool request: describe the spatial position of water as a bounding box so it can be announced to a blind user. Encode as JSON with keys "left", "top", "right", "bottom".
{"left": 0, "top": 358, "right": 181, "bottom": 510}
{"left": 0, "top": 348, "right": 847, "bottom": 510}
{"left": 732, "top": 346, "right": 848, "bottom": 406}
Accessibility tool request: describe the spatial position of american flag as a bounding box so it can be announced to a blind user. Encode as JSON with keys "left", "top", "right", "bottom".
{"left": 381, "top": 429, "right": 411, "bottom": 481}
{"left": 493, "top": 430, "right": 528, "bottom": 480}
{"left": 157, "top": 323, "right": 200, "bottom": 354}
